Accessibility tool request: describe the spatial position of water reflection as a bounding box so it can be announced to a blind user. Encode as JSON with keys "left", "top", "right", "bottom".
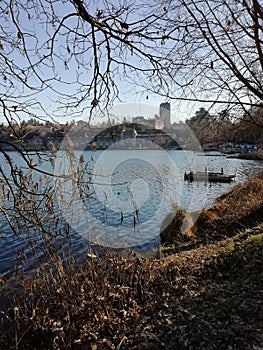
{"left": 0, "top": 150, "right": 262, "bottom": 276}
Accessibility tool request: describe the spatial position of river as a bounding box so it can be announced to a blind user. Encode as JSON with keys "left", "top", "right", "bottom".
{"left": 0, "top": 149, "right": 262, "bottom": 277}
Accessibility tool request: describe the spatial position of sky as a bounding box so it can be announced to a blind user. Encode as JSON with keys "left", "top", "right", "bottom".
{"left": 0, "top": 0, "right": 209, "bottom": 125}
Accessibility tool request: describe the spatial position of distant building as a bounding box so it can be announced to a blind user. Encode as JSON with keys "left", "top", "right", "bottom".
{"left": 159, "top": 102, "right": 171, "bottom": 128}
{"left": 132, "top": 116, "right": 146, "bottom": 124}
{"left": 132, "top": 116, "right": 155, "bottom": 127}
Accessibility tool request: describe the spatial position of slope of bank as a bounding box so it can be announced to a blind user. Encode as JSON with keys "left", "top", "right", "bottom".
{"left": 0, "top": 175, "right": 263, "bottom": 349}
{"left": 237, "top": 152, "right": 263, "bottom": 160}
{"left": 161, "top": 173, "right": 263, "bottom": 253}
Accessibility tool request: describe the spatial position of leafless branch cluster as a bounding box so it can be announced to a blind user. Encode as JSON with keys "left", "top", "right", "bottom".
{"left": 144, "top": 0, "right": 263, "bottom": 112}
{"left": 0, "top": 0, "right": 261, "bottom": 123}
{"left": 0, "top": 0, "right": 175, "bottom": 121}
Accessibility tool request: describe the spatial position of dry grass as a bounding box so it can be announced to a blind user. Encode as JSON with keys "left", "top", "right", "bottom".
{"left": 212, "top": 174, "right": 263, "bottom": 222}
{"left": 162, "top": 174, "right": 263, "bottom": 253}
{"left": 1, "top": 228, "right": 262, "bottom": 349}
{"left": 1, "top": 175, "right": 263, "bottom": 349}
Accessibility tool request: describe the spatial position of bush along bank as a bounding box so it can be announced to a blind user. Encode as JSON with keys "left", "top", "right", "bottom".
{"left": 0, "top": 174, "right": 263, "bottom": 349}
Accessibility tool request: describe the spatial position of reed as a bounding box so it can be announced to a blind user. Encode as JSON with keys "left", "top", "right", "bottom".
{"left": 0, "top": 154, "right": 262, "bottom": 349}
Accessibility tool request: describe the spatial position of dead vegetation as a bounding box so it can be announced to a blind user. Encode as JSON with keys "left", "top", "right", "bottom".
{"left": 162, "top": 173, "right": 263, "bottom": 254}
{"left": 0, "top": 175, "right": 263, "bottom": 349}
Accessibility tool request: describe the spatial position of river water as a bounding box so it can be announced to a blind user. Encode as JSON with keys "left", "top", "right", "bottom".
{"left": 0, "top": 149, "right": 262, "bottom": 277}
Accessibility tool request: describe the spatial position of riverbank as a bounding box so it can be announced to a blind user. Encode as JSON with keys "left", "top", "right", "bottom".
{"left": 0, "top": 175, "right": 263, "bottom": 349}
{"left": 238, "top": 151, "right": 263, "bottom": 160}
{"left": 225, "top": 151, "right": 263, "bottom": 160}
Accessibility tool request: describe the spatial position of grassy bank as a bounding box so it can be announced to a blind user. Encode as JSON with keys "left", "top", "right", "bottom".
{"left": 238, "top": 152, "right": 263, "bottom": 160}
{"left": 1, "top": 175, "right": 263, "bottom": 349}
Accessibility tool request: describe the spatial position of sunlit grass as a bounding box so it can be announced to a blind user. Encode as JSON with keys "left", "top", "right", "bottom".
{"left": 0, "top": 174, "right": 263, "bottom": 349}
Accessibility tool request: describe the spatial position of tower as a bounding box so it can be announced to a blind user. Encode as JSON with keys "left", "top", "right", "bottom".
{"left": 159, "top": 102, "right": 171, "bottom": 128}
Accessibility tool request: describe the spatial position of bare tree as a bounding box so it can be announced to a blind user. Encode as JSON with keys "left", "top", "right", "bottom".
{"left": 0, "top": 0, "right": 177, "bottom": 124}
{"left": 1, "top": 0, "right": 262, "bottom": 124}
{"left": 0, "top": 0, "right": 175, "bottom": 272}
{"left": 148, "top": 0, "right": 263, "bottom": 116}
{"left": 0, "top": 0, "right": 263, "bottom": 276}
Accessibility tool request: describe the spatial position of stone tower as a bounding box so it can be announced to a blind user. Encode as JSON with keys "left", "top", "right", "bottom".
{"left": 159, "top": 102, "right": 171, "bottom": 128}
